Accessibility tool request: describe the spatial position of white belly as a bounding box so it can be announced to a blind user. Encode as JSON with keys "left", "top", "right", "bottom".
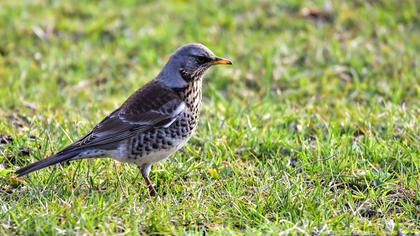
{"left": 108, "top": 138, "right": 189, "bottom": 166}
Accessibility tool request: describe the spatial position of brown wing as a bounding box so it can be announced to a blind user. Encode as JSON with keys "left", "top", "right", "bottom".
{"left": 58, "top": 80, "right": 185, "bottom": 153}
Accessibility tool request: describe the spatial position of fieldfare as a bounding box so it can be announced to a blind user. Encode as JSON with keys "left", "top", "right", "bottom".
{"left": 16, "top": 43, "right": 232, "bottom": 196}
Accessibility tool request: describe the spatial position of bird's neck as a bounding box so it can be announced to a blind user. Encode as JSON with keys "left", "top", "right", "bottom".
{"left": 177, "top": 79, "right": 203, "bottom": 114}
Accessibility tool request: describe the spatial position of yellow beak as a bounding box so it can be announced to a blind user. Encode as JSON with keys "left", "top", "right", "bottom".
{"left": 212, "top": 57, "right": 233, "bottom": 65}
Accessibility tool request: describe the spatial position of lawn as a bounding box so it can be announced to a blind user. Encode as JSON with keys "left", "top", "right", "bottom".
{"left": 0, "top": 0, "right": 419, "bottom": 234}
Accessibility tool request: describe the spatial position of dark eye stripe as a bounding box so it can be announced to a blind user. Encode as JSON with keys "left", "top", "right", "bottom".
{"left": 196, "top": 56, "right": 211, "bottom": 64}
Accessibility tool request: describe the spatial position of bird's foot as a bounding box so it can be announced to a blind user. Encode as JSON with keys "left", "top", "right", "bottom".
{"left": 148, "top": 185, "right": 158, "bottom": 197}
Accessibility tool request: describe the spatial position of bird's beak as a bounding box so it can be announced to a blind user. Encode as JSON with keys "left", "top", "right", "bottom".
{"left": 212, "top": 57, "right": 232, "bottom": 65}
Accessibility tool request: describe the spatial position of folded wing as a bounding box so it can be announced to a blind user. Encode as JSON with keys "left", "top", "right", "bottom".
{"left": 60, "top": 80, "right": 185, "bottom": 152}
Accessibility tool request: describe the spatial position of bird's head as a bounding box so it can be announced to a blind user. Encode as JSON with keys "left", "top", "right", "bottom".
{"left": 158, "top": 43, "right": 232, "bottom": 88}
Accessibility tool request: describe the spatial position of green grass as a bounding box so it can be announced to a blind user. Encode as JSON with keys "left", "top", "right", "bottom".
{"left": 0, "top": 0, "right": 419, "bottom": 234}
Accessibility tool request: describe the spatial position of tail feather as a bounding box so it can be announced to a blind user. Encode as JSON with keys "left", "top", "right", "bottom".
{"left": 15, "top": 151, "right": 80, "bottom": 177}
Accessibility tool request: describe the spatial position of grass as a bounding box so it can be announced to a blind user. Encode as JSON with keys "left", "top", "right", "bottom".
{"left": 0, "top": 0, "right": 419, "bottom": 234}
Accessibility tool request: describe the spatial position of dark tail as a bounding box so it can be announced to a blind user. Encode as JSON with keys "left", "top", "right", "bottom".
{"left": 15, "top": 150, "right": 81, "bottom": 177}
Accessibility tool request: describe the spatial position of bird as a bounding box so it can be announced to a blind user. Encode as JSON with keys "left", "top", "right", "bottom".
{"left": 15, "top": 43, "right": 232, "bottom": 196}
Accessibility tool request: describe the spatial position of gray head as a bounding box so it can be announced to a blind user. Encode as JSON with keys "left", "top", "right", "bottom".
{"left": 157, "top": 43, "right": 232, "bottom": 88}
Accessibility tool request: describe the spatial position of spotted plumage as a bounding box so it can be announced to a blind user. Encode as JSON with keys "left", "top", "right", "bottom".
{"left": 15, "top": 43, "right": 232, "bottom": 196}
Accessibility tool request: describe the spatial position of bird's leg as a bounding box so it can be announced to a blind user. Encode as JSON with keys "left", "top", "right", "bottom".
{"left": 139, "top": 163, "right": 157, "bottom": 196}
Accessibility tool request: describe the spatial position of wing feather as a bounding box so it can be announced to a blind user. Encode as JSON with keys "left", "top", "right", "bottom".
{"left": 59, "top": 80, "right": 184, "bottom": 153}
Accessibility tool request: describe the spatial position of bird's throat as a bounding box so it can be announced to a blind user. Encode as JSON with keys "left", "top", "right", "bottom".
{"left": 177, "top": 79, "right": 203, "bottom": 115}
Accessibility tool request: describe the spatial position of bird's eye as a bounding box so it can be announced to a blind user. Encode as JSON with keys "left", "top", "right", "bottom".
{"left": 196, "top": 56, "right": 210, "bottom": 64}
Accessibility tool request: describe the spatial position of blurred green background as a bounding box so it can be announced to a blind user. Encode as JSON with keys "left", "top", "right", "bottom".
{"left": 0, "top": 0, "right": 419, "bottom": 234}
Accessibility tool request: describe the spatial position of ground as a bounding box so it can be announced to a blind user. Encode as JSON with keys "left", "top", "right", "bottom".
{"left": 0, "top": 0, "right": 419, "bottom": 234}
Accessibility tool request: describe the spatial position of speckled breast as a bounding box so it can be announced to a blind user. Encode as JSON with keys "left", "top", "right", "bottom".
{"left": 126, "top": 80, "right": 202, "bottom": 163}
